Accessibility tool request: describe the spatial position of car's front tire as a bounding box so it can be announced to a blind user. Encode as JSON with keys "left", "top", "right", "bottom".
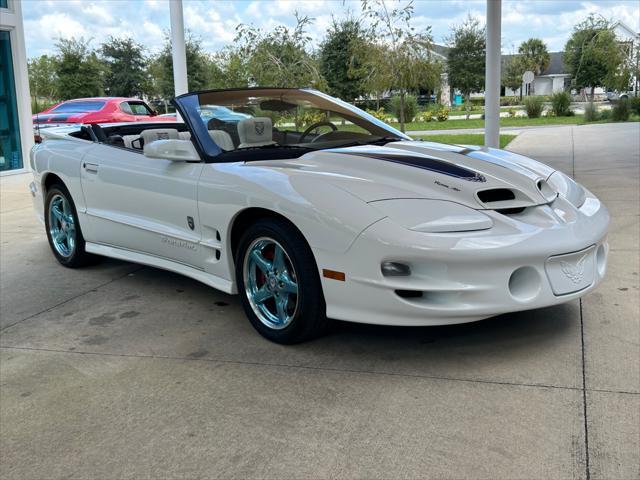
{"left": 44, "top": 184, "right": 97, "bottom": 268}
{"left": 235, "top": 218, "right": 328, "bottom": 344}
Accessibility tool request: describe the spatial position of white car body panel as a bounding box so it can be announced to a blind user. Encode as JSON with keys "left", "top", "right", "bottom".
{"left": 30, "top": 93, "right": 610, "bottom": 327}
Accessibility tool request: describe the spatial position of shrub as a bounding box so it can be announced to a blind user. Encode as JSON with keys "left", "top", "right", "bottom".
{"left": 630, "top": 96, "right": 640, "bottom": 116}
{"left": 300, "top": 109, "right": 326, "bottom": 127}
{"left": 550, "top": 91, "right": 572, "bottom": 117}
{"left": 418, "top": 110, "right": 433, "bottom": 123}
{"left": 500, "top": 96, "right": 520, "bottom": 106}
{"left": 436, "top": 107, "right": 449, "bottom": 122}
{"left": 612, "top": 98, "right": 631, "bottom": 121}
{"left": 389, "top": 94, "right": 418, "bottom": 123}
{"left": 599, "top": 109, "right": 611, "bottom": 120}
{"left": 507, "top": 108, "right": 517, "bottom": 118}
{"left": 584, "top": 102, "right": 598, "bottom": 122}
{"left": 366, "top": 107, "right": 388, "bottom": 122}
{"left": 523, "top": 96, "right": 545, "bottom": 118}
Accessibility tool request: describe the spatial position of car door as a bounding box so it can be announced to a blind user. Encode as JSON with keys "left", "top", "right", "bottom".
{"left": 121, "top": 101, "right": 156, "bottom": 122}
{"left": 80, "top": 142, "right": 205, "bottom": 267}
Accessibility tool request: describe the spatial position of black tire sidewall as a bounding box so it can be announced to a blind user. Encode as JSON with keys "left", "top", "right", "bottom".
{"left": 235, "top": 219, "right": 326, "bottom": 344}
{"left": 44, "top": 184, "right": 88, "bottom": 267}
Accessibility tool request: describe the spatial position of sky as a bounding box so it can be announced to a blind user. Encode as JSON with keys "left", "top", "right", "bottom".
{"left": 21, "top": 0, "right": 640, "bottom": 59}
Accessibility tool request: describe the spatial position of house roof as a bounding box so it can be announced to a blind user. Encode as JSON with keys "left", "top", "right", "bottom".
{"left": 431, "top": 44, "right": 450, "bottom": 59}
{"left": 612, "top": 21, "right": 640, "bottom": 39}
{"left": 501, "top": 51, "right": 566, "bottom": 75}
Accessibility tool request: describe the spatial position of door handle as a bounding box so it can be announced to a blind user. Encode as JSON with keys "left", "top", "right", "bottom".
{"left": 83, "top": 162, "right": 99, "bottom": 174}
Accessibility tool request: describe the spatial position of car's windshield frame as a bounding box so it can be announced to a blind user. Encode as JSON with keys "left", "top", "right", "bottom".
{"left": 173, "top": 87, "right": 411, "bottom": 163}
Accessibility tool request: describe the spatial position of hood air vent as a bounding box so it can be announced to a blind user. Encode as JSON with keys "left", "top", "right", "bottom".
{"left": 477, "top": 188, "right": 516, "bottom": 203}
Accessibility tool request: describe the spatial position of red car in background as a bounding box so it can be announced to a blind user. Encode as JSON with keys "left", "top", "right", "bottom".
{"left": 32, "top": 97, "right": 169, "bottom": 125}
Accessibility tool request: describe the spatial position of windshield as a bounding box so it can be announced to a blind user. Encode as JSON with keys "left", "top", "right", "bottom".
{"left": 174, "top": 88, "right": 410, "bottom": 159}
{"left": 52, "top": 100, "right": 106, "bottom": 113}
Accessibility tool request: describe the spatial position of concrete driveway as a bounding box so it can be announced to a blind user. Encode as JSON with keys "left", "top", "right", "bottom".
{"left": 1, "top": 122, "right": 638, "bottom": 479}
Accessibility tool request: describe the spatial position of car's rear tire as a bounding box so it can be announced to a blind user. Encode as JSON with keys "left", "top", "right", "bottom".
{"left": 44, "top": 184, "right": 97, "bottom": 268}
{"left": 235, "top": 218, "right": 328, "bottom": 344}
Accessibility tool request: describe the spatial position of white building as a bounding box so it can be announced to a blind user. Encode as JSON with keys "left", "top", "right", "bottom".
{"left": 0, "top": 0, "right": 32, "bottom": 175}
{"left": 612, "top": 20, "right": 639, "bottom": 95}
{"left": 503, "top": 52, "right": 571, "bottom": 97}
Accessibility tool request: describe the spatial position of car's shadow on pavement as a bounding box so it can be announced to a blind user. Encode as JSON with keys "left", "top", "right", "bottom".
{"left": 11, "top": 258, "right": 579, "bottom": 387}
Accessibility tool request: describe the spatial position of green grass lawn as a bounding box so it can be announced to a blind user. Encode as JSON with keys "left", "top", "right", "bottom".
{"left": 403, "top": 115, "right": 585, "bottom": 131}
{"left": 412, "top": 133, "right": 517, "bottom": 149}
{"left": 402, "top": 113, "right": 640, "bottom": 131}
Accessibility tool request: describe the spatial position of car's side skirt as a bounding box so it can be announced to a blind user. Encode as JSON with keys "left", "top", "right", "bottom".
{"left": 85, "top": 242, "right": 237, "bottom": 294}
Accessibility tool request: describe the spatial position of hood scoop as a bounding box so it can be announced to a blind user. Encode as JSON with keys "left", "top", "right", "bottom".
{"left": 340, "top": 151, "right": 487, "bottom": 183}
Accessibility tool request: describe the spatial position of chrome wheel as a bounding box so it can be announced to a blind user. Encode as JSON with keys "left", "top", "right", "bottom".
{"left": 48, "top": 193, "right": 76, "bottom": 258}
{"left": 243, "top": 237, "right": 299, "bottom": 330}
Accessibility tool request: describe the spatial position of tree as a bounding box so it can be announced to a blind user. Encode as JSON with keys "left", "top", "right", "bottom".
{"left": 446, "top": 15, "right": 485, "bottom": 118}
{"left": 319, "top": 17, "right": 369, "bottom": 102}
{"left": 564, "top": 15, "right": 627, "bottom": 98}
{"left": 150, "top": 33, "right": 214, "bottom": 99}
{"left": 518, "top": 38, "right": 550, "bottom": 94}
{"left": 54, "top": 37, "right": 104, "bottom": 100}
{"left": 518, "top": 38, "right": 550, "bottom": 76}
{"left": 235, "top": 14, "right": 324, "bottom": 89}
{"left": 502, "top": 55, "right": 524, "bottom": 98}
{"left": 28, "top": 55, "right": 58, "bottom": 100}
{"left": 361, "top": 0, "right": 442, "bottom": 131}
{"left": 100, "top": 37, "right": 148, "bottom": 97}
{"left": 211, "top": 47, "right": 250, "bottom": 89}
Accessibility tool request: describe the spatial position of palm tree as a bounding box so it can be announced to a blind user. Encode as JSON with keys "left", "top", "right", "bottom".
{"left": 518, "top": 38, "right": 550, "bottom": 95}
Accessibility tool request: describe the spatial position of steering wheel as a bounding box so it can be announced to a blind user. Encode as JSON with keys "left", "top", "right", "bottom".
{"left": 299, "top": 121, "right": 338, "bottom": 143}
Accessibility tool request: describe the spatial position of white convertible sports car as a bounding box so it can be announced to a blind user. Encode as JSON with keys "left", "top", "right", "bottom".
{"left": 30, "top": 88, "right": 610, "bottom": 343}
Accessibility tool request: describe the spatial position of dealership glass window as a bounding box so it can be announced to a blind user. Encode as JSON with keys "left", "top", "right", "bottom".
{"left": 0, "top": 1, "right": 7, "bottom": 9}
{"left": 0, "top": 30, "right": 23, "bottom": 172}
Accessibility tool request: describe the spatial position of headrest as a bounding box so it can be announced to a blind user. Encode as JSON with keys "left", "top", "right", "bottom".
{"left": 140, "top": 128, "right": 179, "bottom": 145}
{"left": 209, "top": 130, "right": 234, "bottom": 151}
{"left": 237, "top": 117, "right": 274, "bottom": 147}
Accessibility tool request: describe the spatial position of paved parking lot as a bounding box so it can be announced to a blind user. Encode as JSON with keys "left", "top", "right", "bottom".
{"left": 1, "top": 122, "right": 638, "bottom": 479}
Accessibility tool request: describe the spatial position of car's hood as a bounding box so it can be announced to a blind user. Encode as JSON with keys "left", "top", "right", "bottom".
{"left": 279, "top": 141, "right": 558, "bottom": 210}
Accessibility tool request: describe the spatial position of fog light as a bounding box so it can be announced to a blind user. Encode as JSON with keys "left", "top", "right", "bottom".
{"left": 508, "top": 266, "right": 541, "bottom": 302}
{"left": 381, "top": 261, "right": 411, "bottom": 277}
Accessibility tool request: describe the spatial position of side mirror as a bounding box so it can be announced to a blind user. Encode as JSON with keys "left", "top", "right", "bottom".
{"left": 150, "top": 110, "right": 158, "bottom": 117}
{"left": 143, "top": 139, "right": 200, "bottom": 162}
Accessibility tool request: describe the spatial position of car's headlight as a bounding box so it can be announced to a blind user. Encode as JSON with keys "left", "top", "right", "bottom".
{"left": 547, "top": 171, "right": 586, "bottom": 208}
{"left": 370, "top": 199, "right": 493, "bottom": 233}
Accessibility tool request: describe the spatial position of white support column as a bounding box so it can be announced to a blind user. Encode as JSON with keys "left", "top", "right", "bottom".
{"left": 1, "top": 0, "right": 33, "bottom": 174}
{"left": 484, "top": 0, "right": 501, "bottom": 148}
{"left": 169, "top": 0, "right": 188, "bottom": 97}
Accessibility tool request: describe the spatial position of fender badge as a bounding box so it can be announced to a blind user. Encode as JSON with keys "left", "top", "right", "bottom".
{"left": 187, "top": 216, "right": 195, "bottom": 230}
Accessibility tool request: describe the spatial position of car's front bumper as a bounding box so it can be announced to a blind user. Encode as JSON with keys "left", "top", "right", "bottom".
{"left": 316, "top": 192, "right": 610, "bottom": 326}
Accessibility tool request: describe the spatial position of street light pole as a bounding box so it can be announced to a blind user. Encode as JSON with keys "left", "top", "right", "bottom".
{"left": 484, "top": 0, "right": 502, "bottom": 148}
{"left": 169, "top": 0, "right": 188, "bottom": 97}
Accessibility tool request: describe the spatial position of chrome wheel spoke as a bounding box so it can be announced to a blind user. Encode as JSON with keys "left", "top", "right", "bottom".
{"left": 250, "top": 250, "right": 272, "bottom": 274}
{"left": 51, "top": 205, "right": 63, "bottom": 222}
{"left": 273, "top": 245, "right": 285, "bottom": 273}
{"left": 253, "top": 285, "right": 273, "bottom": 304}
{"left": 279, "top": 272, "right": 298, "bottom": 294}
{"left": 62, "top": 197, "right": 71, "bottom": 217}
{"left": 275, "top": 294, "right": 289, "bottom": 323}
